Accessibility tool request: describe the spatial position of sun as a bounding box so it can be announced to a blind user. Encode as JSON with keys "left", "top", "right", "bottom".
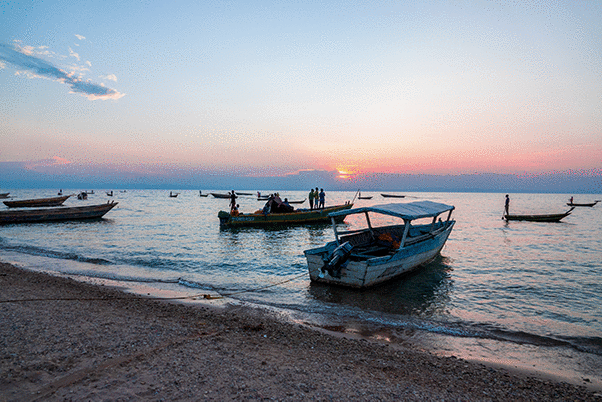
{"left": 336, "top": 168, "right": 357, "bottom": 180}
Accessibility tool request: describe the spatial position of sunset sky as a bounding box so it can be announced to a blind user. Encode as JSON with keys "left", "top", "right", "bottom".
{"left": 1, "top": 1, "right": 601, "bottom": 182}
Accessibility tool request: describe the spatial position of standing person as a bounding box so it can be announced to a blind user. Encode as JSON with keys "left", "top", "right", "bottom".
{"left": 319, "top": 188, "right": 325, "bottom": 209}
{"left": 229, "top": 190, "right": 237, "bottom": 212}
{"left": 570, "top": 196, "right": 574, "bottom": 204}
{"left": 309, "top": 188, "right": 315, "bottom": 210}
{"left": 504, "top": 194, "right": 510, "bottom": 215}
{"left": 314, "top": 187, "right": 320, "bottom": 209}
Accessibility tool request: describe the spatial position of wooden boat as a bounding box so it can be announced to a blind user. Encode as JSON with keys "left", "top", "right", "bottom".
{"left": 504, "top": 207, "right": 574, "bottom": 222}
{"left": 211, "top": 192, "right": 232, "bottom": 199}
{"left": 567, "top": 200, "right": 599, "bottom": 207}
{"left": 0, "top": 202, "right": 118, "bottom": 224}
{"left": 236, "top": 192, "right": 254, "bottom": 196}
{"left": 287, "top": 198, "right": 306, "bottom": 204}
{"left": 169, "top": 192, "right": 179, "bottom": 198}
{"left": 77, "top": 192, "right": 88, "bottom": 200}
{"left": 304, "top": 201, "right": 455, "bottom": 289}
{"left": 381, "top": 194, "right": 405, "bottom": 198}
{"left": 218, "top": 203, "right": 354, "bottom": 228}
{"left": 3, "top": 195, "right": 70, "bottom": 208}
{"left": 199, "top": 191, "right": 209, "bottom": 197}
{"left": 0, "top": 193, "right": 9, "bottom": 199}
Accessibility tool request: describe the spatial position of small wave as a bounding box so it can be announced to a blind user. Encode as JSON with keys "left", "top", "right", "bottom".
{"left": 0, "top": 242, "right": 112, "bottom": 265}
{"left": 367, "top": 315, "right": 602, "bottom": 357}
{"left": 177, "top": 278, "right": 215, "bottom": 291}
{"left": 62, "top": 271, "right": 182, "bottom": 284}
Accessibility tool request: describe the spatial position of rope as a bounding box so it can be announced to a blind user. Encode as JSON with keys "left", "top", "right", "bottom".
{"left": 0, "top": 272, "right": 309, "bottom": 304}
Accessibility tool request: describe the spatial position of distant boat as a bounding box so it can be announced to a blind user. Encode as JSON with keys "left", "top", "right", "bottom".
{"left": 358, "top": 192, "right": 372, "bottom": 200}
{"left": 304, "top": 201, "right": 456, "bottom": 288}
{"left": 199, "top": 191, "right": 209, "bottom": 197}
{"left": 287, "top": 198, "right": 306, "bottom": 204}
{"left": 3, "top": 195, "right": 71, "bottom": 208}
{"left": 235, "top": 192, "right": 254, "bottom": 196}
{"left": 211, "top": 192, "right": 233, "bottom": 199}
{"left": 0, "top": 192, "right": 9, "bottom": 199}
{"left": 0, "top": 202, "right": 118, "bottom": 224}
{"left": 504, "top": 207, "right": 574, "bottom": 222}
{"left": 77, "top": 192, "right": 88, "bottom": 200}
{"left": 381, "top": 194, "right": 406, "bottom": 198}
{"left": 106, "top": 191, "right": 113, "bottom": 196}
{"left": 169, "top": 192, "right": 179, "bottom": 198}
{"left": 567, "top": 200, "right": 599, "bottom": 207}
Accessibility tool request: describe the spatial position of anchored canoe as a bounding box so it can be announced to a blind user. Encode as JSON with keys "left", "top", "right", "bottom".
{"left": 567, "top": 201, "right": 599, "bottom": 207}
{"left": 0, "top": 202, "right": 118, "bottom": 224}
{"left": 3, "top": 195, "right": 71, "bottom": 208}
{"left": 381, "top": 194, "right": 406, "bottom": 198}
{"left": 304, "top": 201, "right": 455, "bottom": 288}
{"left": 218, "top": 203, "right": 353, "bottom": 227}
{"left": 211, "top": 192, "right": 232, "bottom": 199}
{"left": 504, "top": 207, "right": 574, "bottom": 222}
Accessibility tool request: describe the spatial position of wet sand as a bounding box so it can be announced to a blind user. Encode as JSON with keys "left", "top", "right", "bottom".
{"left": 1, "top": 261, "right": 601, "bottom": 401}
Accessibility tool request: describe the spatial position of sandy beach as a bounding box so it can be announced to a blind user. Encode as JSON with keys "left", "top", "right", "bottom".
{"left": 1, "top": 261, "right": 601, "bottom": 402}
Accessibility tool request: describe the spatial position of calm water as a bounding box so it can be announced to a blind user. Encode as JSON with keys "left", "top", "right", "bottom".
{"left": 1, "top": 189, "right": 601, "bottom": 388}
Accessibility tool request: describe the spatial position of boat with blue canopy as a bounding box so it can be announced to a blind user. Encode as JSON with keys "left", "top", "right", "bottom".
{"left": 304, "top": 200, "right": 455, "bottom": 288}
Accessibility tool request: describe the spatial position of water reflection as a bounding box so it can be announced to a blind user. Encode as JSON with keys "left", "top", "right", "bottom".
{"left": 307, "top": 255, "right": 454, "bottom": 318}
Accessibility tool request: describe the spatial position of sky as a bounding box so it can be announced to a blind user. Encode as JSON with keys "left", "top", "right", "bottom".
{"left": 1, "top": 0, "right": 601, "bottom": 188}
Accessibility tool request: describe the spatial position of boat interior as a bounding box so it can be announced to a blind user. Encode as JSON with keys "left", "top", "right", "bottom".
{"left": 335, "top": 221, "right": 449, "bottom": 259}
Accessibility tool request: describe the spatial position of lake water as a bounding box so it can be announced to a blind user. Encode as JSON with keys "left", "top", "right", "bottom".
{"left": 1, "top": 189, "right": 601, "bottom": 389}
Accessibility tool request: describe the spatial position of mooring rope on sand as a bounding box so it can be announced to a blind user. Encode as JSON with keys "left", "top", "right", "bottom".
{"left": 0, "top": 272, "right": 309, "bottom": 304}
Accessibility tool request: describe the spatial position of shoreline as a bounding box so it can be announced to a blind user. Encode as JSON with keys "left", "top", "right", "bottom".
{"left": 1, "top": 261, "right": 601, "bottom": 401}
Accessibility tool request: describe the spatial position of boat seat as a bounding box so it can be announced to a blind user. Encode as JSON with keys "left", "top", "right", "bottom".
{"left": 350, "top": 245, "right": 391, "bottom": 258}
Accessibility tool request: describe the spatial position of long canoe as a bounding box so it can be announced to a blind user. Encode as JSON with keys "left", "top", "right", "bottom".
{"left": 0, "top": 193, "right": 9, "bottom": 199}
{"left": 381, "top": 194, "right": 405, "bottom": 198}
{"left": 503, "top": 207, "right": 574, "bottom": 222}
{"left": 567, "top": 201, "right": 599, "bottom": 207}
{"left": 218, "top": 203, "right": 353, "bottom": 227}
{"left": 3, "top": 195, "right": 71, "bottom": 208}
{"left": 211, "top": 192, "right": 232, "bottom": 199}
{"left": 0, "top": 202, "right": 118, "bottom": 224}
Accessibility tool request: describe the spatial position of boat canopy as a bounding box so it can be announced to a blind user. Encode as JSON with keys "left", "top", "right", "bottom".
{"left": 328, "top": 201, "right": 455, "bottom": 221}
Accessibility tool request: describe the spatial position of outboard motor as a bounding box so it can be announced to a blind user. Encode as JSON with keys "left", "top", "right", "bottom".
{"left": 321, "top": 242, "right": 353, "bottom": 278}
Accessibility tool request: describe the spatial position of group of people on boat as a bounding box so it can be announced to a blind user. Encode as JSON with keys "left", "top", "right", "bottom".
{"left": 262, "top": 193, "right": 294, "bottom": 214}
{"left": 308, "top": 188, "right": 325, "bottom": 210}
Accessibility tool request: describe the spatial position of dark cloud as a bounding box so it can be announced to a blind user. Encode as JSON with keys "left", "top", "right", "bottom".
{"left": 0, "top": 43, "right": 125, "bottom": 100}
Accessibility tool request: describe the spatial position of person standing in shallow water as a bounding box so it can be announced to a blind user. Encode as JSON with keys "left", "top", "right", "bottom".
{"left": 309, "top": 189, "right": 315, "bottom": 210}
{"left": 504, "top": 194, "right": 510, "bottom": 215}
